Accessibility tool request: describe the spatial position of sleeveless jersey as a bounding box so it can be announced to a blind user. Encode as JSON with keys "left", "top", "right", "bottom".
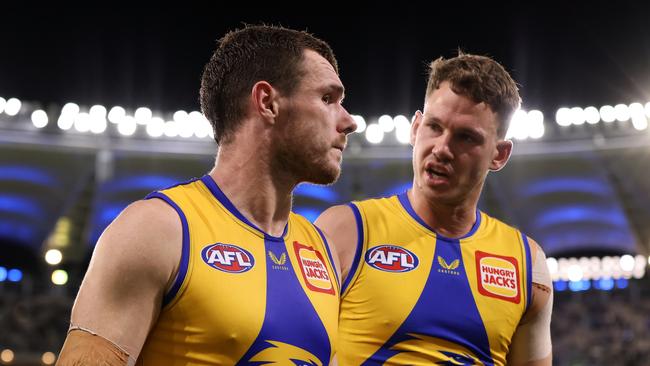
{"left": 338, "top": 192, "right": 532, "bottom": 366}
{"left": 136, "top": 175, "right": 340, "bottom": 365}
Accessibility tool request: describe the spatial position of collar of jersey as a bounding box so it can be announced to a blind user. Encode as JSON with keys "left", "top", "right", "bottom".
{"left": 397, "top": 191, "right": 482, "bottom": 241}
{"left": 200, "top": 175, "right": 288, "bottom": 242}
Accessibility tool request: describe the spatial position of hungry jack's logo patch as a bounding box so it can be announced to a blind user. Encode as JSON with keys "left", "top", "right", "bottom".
{"left": 476, "top": 251, "right": 520, "bottom": 304}
{"left": 293, "top": 241, "right": 335, "bottom": 295}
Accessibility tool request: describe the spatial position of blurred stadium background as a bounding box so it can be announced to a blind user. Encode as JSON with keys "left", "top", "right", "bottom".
{"left": 0, "top": 98, "right": 648, "bottom": 365}
{"left": 1, "top": 4, "right": 649, "bottom": 365}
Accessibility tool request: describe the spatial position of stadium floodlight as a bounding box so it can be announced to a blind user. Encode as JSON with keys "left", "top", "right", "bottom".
{"left": 352, "top": 115, "right": 366, "bottom": 133}
{"left": 4, "top": 98, "right": 21, "bottom": 116}
{"left": 614, "top": 103, "right": 630, "bottom": 122}
{"left": 176, "top": 112, "right": 197, "bottom": 138}
{"left": 629, "top": 103, "right": 648, "bottom": 131}
{"left": 74, "top": 112, "right": 92, "bottom": 133}
{"left": 57, "top": 114, "right": 74, "bottom": 130}
{"left": 90, "top": 116, "right": 107, "bottom": 134}
{"left": 146, "top": 117, "right": 165, "bottom": 138}
{"left": 89, "top": 104, "right": 107, "bottom": 118}
{"left": 163, "top": 120, "right": 179, "bottom": 138}
{"left": 599, "top": 105, "right": 616, "bottom": 123}
{"left": 0, "top": 349, "right": 14, "bottom": 363}
{"left": 73, "top": 112, "right": 91, "bottom": 133}
{"left": 134, "top": 107, "right": 152, "bottom": 125}
{"left": 394, "top": 115, "right": 411, "bottom": 144}
{"left": 546, "top": 257, "right": 558, "bottom": 276}
{"left": 31, "top": 110, "right": 49, "bottom": 128}
{"left": 45, "top": 249, "right": 62, "bottom": 265}
{"left": 51, "top": 269, "right": 68, "bottom": 285}
{"left": 619, "top": 254, "right": 635, "bottom": 272}
{"left": 528, "top": 110, "right": 545, "bottom": 139}
{"left": 583, "top": 106, "right": 600, "bottom": 124}
{"left": 108, "top": 106, "right": 126, "bottom": 123}
{"left": 0, "top": 97, "right": 6, "bottom": 114}
{"left": 183, "top": 111, "right": 204, "bottom": 139}
{"left": 192, "top": 114, "right": 211, "bottom": 139}
{"left": 7, "top": 269, "right": 22, "bottom": 282}
{"left": 508, "top": 109, "right": 528, "bottom": 140}
{"left": 570, "top": 107, "right": 585, "bottom": 125}
{"left": 365, "top": 123, "right": 384, "bottom": 144}
{"left": 631, "top": 115, "right": 648, "bottom": 131}
{"left": 633, "top": 269, "right": 645, "bottom": 279}
{"left": 117, "top": 116, "right": 137, "bottom": 136}
{"left": 567, "top": 263, "right": 583, "bottom": 282}
{"left": 378, "top": 114, "right": 394, "bottom": 132}
{"left": 555, "top": 107, "right": 572, "bottom": 126}
{"left": 61, "top": 102, "right": 80, "bottom": 115}
{"left": 173, "top": 110, "right": 188, "bottom": 123}
{"left": 645, "top": 102, "right": 650, "bottom": 118}
{"left": 41, "top": 352, "right": 56, "bottom": 366}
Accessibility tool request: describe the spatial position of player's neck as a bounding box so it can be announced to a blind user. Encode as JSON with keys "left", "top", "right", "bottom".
{"left": 408, "top": 189, "right": 479, "bottom": 239}
{"left": 210, "top": 140, "right": 295, "bottom": 237}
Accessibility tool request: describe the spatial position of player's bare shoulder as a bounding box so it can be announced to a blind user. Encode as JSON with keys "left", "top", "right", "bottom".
{"left": 92, "top": 198, "right": 182, "bottom": 287}
{"left": 315, "top": 204, "right": 358, "bottom": 280}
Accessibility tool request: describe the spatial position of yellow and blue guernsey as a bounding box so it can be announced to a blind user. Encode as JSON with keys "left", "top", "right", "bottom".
{"left": 339, "top": 192, "right": 532, "bottom": 366}
{"left": 136, "top": 175, "right": 340, "bottom": 365}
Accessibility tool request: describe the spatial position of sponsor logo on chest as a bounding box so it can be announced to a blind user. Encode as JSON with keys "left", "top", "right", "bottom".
{"left": 268, "top": 250, "right": 289, "bottom": 271}
{"left": 476, "top": 250, "right": 521, "bottom": 304}
{"left": 293, "top": 241, "right": 335, "bottom": 295}
{"left": 201, "top": 243, "right": 255, "bottom": 273}
{"left": 437, "top": 255, "right": 461, "bottom": 276}
{"left": 365, "top": 245, "right": 419, "bottom": 272}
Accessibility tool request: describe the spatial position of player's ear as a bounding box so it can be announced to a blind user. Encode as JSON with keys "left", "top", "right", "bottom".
{"left": 489, "top": 139, "right": 513, "bottom": 171}
{"left": 251, "top": 81, "right": 280, "bottom": 123}
{"left": 410, "top": 110, "right": 423, "bottom": 146}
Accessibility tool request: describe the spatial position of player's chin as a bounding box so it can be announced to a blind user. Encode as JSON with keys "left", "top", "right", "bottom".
{"left": 304, "top": 163, "right": 341, "bottom": 185}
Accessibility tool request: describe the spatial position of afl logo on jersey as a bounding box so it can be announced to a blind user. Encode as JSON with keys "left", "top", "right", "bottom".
{"left": 201, "top": 243, "right": 255, "bottom": 273}
{"left": 365, "top": 245, "right": 419, "bottom": 272}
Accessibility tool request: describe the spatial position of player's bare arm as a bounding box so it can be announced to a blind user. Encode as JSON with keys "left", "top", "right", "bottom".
{"left": 507, "top": 238, "right": 553, "bottom": 366}
{"left": 57, "top": 198, "right": 182, "bottom": 365}
{"left": 315, "top": 204, "right": 358, "bottom": 285}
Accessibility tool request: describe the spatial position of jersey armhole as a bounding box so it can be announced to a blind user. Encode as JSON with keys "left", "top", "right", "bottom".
{"left": 144, "top": 191, "right": 190, "bottom": 308}
{"left": 315, "top": 226, "right": 341, "bottom": 292}
{"left": 341, "top": 202, "right": 366, "bottom": 296}
{"left": 520, "top": 232, "right": 533, "bottom": 311}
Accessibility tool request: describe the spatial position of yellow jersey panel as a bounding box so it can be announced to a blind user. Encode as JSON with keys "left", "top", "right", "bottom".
{"left": 338, "top": 192, "right": 532, "bottom": 366}
{"left": 137, "top": 176, "right": 339, "bottom": 365}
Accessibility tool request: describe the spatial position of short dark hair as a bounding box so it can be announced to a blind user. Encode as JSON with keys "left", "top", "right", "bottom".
{"left": 200, "top": 24, "right": 338, "bottom": 144}
{"left": 425, "top": 52, "right": 521, "bottom": 138}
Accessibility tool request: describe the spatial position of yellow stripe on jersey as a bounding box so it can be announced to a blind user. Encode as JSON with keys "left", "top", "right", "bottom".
{"left": 136, "top": 176, "right": 339, "bottom": 365}
{"left": 339, "top": 192, "right": 532, "bottom": 366}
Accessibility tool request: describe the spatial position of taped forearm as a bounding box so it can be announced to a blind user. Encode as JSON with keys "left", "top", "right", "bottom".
{"left": 57, "top": 329, "right": 136, "bottom": 366}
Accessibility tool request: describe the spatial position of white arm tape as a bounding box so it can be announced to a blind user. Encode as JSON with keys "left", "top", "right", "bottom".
{"left": 69, "top": 324, "right": 137, "bottom": 366}
{"left": 532, "top": 247, "right": 552, "bottom": 289}
{"left": 508, "top": 246, "right": 553, "bottom": 363}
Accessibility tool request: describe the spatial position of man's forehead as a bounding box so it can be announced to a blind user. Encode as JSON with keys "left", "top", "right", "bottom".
{"left": 303, "top": 49, "right": 336, "bottom": 73}
{"left": 301, "top": 50, "right": 343, "bottom": 88}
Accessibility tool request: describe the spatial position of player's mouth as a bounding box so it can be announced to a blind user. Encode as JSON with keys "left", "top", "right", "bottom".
{"left": 425, "top": 165, "right": 451, "bottom": 184}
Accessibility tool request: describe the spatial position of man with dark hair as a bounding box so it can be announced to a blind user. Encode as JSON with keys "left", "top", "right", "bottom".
{"left": 58, "top": 25, "right": 356, "bottom": 365}
{"left": 317, "top": 53, "right": 553, "bottom": 365}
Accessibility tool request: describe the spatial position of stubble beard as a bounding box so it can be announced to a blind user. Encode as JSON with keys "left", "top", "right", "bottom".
{"left": 275, "top": 146, "right": 341, "bottom": 186}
